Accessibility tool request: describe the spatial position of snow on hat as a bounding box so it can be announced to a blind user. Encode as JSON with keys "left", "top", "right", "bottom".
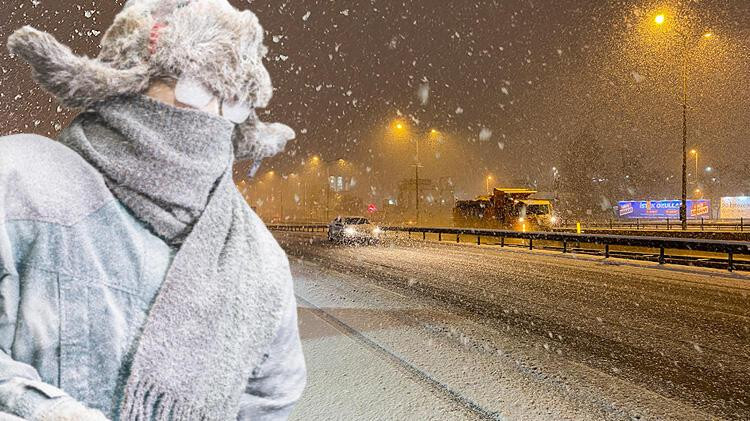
{"left": 7, "top": 0, "right": 293, "bottom": 162}
{"left": 7, "top": 0, "right": 271, "bottom": 108}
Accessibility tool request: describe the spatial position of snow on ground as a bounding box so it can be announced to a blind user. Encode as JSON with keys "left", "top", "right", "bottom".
{"left": 290, "top": 293, "right": 482, "bottom": 420}
{"left": 282, "top": 231, "right": 750, "bottom": 420}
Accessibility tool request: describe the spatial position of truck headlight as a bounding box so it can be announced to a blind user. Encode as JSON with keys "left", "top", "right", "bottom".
{"left": 550, "top": 216, "right": 559, "bottom": 224}
{"left": 344, "top": 227, "right": 357, "bottom": 236}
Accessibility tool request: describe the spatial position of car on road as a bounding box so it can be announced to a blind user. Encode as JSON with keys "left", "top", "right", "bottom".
{"left": 328, "top": 216, "right": 382, "bottom": 244}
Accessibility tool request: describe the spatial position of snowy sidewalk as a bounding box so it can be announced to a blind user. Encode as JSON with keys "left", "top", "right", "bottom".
{"left": 289, "top": 292, "right": 481, "bottom": 421}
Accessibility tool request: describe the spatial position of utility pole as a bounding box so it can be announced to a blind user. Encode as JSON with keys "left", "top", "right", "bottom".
{"left": 280, "top": 176, "right": 285, "bottom": 222}
{"left": 414, "top": 133, "right": 420, "bottom": 226}
{"left": 321, "top": 158, "right": 347, "bottom": 221}
{"left": 325, "top": 166, "right": 331, "bottom": 221}
{"left": 392, "top": 122, "right": 439, "bottom": 226}
{"left": 303, "top": 181, "right": 308, "bottom": 221}
{"left": 269, "top": 183, "right": 275, "bottom": 222}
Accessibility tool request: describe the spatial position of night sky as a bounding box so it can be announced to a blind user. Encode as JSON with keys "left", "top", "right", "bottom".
{"left": 2, "top": 0, "right": 749, "bottom": 204}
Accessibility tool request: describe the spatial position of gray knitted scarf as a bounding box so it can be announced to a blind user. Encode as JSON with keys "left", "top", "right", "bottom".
{"left": 58, "top": 95, "right": 288, "bottom": 420}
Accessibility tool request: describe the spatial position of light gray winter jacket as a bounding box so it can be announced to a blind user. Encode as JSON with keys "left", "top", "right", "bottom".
{"left": 0, "top": 134, "right": 306, "bottom": 420}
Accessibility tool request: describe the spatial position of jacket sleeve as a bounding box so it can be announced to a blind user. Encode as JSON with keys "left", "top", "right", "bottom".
{"left": 0, "top": 223, "right": 106, "bottom": 421}
{"left": 237, "top": 291, "right": 307, "bottom": 421}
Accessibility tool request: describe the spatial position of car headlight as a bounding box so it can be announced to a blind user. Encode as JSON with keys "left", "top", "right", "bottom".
{"left": 373, "top": 227, "right": 383, "bottom": 235}
{"left": 518, "top": 217, "right": 525, "bottom": 223}
{"left": 344, "top": 227, "right": 357, "bottom": 236}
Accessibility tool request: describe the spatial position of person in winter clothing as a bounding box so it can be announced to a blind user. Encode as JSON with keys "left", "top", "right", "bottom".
{"left": 0, "top": 0, "right": 305, "bottom": 420}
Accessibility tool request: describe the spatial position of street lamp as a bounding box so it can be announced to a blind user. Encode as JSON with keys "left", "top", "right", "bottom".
{"left": 391, "top": 120, "right": 441, "bottom": 226}
{"left": 690, "top": 149, "right": 699, "bottom": 185}
{"left": 286, "top": 173, "right": 301, "bottom": 221}
{"left": 310, "top": 156, "right": 348, "bottom": 221}
{"left": 486, "top": 175, "right": 494, "bottom": 195}
{"left": 264, "top": 170, "right": 277, "bottom": 221}
{"left": 652, "top": 12, "right": 715, "bottom": 230}
{"left": 300, "top": 156, "right": 323, "bottom": 219}
{"left": 279, "top": 174, "right": 288, "bottom": 222}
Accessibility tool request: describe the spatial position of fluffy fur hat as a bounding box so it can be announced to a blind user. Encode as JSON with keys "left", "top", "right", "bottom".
{"left": 7, "top": 0, "right": 292, "bottom": 163}
{"left": 7, "top": 0, "right": 272, "bottom": 108}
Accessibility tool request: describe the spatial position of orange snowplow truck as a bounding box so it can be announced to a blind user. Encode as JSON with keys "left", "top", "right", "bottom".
{"left": 453, "top": 188, "right": 556, "bottom": 231}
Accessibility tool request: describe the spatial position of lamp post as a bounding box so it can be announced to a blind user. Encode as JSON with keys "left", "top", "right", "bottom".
{"left": 486, "top": 175, "right": 494, "bottom": 196}
{"left": 653, "top": 13, "right": 714, "bottom": 230}
{"left": 263, "top": 170, "right": 276, "bottom": 221}
{"left": 280, "top": 177, "right": 284, "bottom": 222}
{"left": 680, "top": 38, "right": 688, "bottom": 230}
{"left": 690, "top": 149, "right": 699, "bottom": 185}
{"left": 392, "top": 121, "right": 440, "bottom": 226}
{"left": 286, "top": 173, "right": 300, "bottom": 222}
{"left": 415, "top": 127, "right": 421, "bottom": 225}
{"left": 310, "top": 156, "right": 348, "bottom": 221}
{"left": 326, "top": 165, "right": 332, "bottom": 221}
{"left": 302, "top": 179, "right": 308, "bottom": 220}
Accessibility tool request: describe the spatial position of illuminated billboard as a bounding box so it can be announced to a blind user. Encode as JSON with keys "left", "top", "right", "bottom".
{"left": 719, "top": 197, "right": 750, "bottom": 219}
{"left": 618, "top": 200, "right": 711, "bottom": 219}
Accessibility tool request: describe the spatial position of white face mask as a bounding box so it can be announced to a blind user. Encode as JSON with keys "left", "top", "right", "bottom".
{"left": 221, "top": 100, "right": 253, "bottom": 124}
{"left": 175, "top": 76, "right": 252, "bottom": 124}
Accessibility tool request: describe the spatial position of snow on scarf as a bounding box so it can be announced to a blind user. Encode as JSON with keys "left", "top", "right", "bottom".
{"left": 58, "top": 94, "right": 290, "bottom": 420}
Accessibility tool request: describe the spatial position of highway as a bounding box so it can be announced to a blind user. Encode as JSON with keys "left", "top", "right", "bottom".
{"left": 280, "top": 231, "right": 750, "bottom": 421}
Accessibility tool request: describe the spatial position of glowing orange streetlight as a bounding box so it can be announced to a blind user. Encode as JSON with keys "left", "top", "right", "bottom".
{"left": 649, "top": 11, "right": 716, "bottom": 230}
{"left": 391, "top": 119, "right": 408, "bottom": 133}
{"left": 308, "top": 156, "right": 349, "bottom": 221}
{"left": 389, "top": 119, "right": 444, "bottom": 225}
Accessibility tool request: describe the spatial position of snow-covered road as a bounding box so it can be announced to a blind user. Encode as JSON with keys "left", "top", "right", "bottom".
{"left": 282, "top": 231, "right": 750, "bottom": 420}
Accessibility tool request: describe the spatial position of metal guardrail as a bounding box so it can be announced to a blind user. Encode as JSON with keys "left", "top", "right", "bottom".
{"left": 559, "top": 218, "right": 746, "bottom": 232}
{"left": 270, "top": 224, "right": 329, "bottom": 232}
{"left": 268, "top": 224, "right": 750, "bottom": 272}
